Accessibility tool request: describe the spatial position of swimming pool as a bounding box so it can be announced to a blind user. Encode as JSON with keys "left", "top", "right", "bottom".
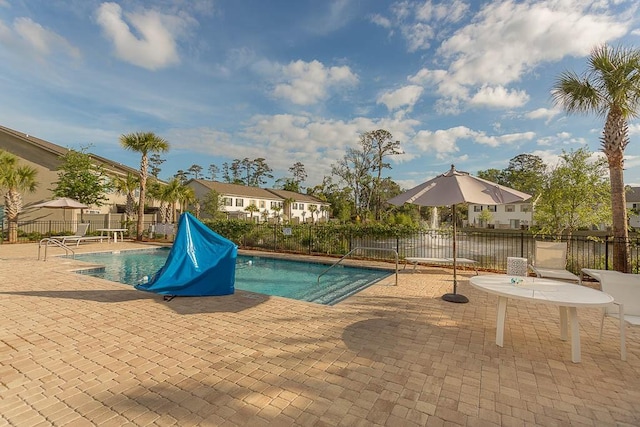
{"left": 72, "top": 248, "right": 392, "bottom": 305}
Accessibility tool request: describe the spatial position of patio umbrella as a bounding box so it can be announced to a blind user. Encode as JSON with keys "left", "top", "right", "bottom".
{"left": 387, "top": 165, "right": 531, "bottom": 303}
{"left": 32, "top": 197, "right": 88, "bottom": 221}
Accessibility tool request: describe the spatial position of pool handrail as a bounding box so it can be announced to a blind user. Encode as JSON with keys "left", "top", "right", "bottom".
{"left": 317, "top": 246, "right": 398, "bottom": 286}
{"left": 38, "top": 238, "right": 75, "bottom": 261}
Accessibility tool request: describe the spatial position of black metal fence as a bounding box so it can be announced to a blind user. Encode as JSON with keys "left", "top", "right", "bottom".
{"left": 4, "top": 220, "right": 640, "bottom": 274}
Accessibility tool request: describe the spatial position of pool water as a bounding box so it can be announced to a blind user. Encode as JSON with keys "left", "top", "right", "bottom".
{"left": 72, "top": 248, "right": 391, "bottom": 305}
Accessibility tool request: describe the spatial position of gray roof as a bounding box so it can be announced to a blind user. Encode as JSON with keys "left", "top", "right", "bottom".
{"left": 188, "top": 179, "right": 328, "bottom": 204}
{"left": 0, "top": 124, "right": 141, "bottom": 177}
{"left": 627, "top": 187, "right": 640, "bottom": 203}
{"left": 189, "top": 179, "right": 281, "bottom": 199}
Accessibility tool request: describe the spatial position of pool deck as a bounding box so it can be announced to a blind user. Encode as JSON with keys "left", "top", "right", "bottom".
{"left": 1, "top": 241, "right": 639, "bottom": 426}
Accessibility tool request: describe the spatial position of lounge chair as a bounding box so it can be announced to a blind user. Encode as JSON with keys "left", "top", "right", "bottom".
{"left": 529, "top": 241, "right": 580, "bottom": 283}
{"left": 598, "top": 271, "right": 640, "bottom": 360}
{"left": 53, "top": 223, "right": 105, "bottom": 246}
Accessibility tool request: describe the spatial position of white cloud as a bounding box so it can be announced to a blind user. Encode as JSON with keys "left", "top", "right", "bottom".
{"left": 537, "top": 132, "right": 586, "bottom": 146}
{"left": 403, "top": 22, "right": 434, "bottom": 52}
{"left": 272, "top": 59, "right": 358, "bottom": 105}
{"left": 370, "top": 14, "right": 392, "bottom": 29}
{"left": 0, "top": 17, "right": 80, "bottom": 60}
{"left": 629, "top": 123, "right": 640, "bottom": 135}
{"left": 404, "top": 0, "right": 631, "bottom": 113}
{"left": 439, "top": 1, "right": 629, "bottom": 87}
{"left": 412, "top": 126, "right": 535, "bottom": 158}
{"left": 525, "top": 107, "right": 561, "bottom": 121}
{"left": 475, "top": 131, "right": 536, "bottom": 147}
{"left": 377, "top": 85, "right": 424, "bottom": 111}
{"left": 378, "top": 0, "right": 471, "bottom": 51}
{"left": 96, "top": 2, "right": 188, "bottom": 70}
{"left": 469, "top": 85, "right": 529, "bottom": 108}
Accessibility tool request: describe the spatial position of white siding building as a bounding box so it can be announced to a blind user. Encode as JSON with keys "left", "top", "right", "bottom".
{"left": 467, "top": 202, "right": 533, "bottom": 229}
{"left": 186, "top": 180, "right": 330, "bottom": 223}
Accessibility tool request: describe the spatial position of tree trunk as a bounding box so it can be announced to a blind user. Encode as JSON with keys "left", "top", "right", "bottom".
{"left": 137, "top": 155, "right": 148, "bottom": 241}
{"left": 602, "top": 108, "right": 630, "bottom": 272}
{"left": 609, "top": 164, "right": 630, "bottom": 272}
{"left": 5, "top": 190, "right": 21, "bottom": 243}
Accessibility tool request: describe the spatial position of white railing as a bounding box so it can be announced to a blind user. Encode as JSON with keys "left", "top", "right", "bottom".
{"left": 38, "top": 238, "right": 75, "bottom": 261}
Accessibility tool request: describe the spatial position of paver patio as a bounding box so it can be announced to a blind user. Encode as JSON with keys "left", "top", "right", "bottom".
{"left": 1, "top": 242, "right": 639, "bottom": 426}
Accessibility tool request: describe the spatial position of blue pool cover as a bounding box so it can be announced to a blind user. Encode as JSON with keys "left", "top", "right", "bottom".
{"left": 135, "top": 212, "right": 237, "bottom": 296}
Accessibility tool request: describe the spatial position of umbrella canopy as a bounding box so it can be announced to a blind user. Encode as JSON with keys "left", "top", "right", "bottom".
{"left": 388, "top": 165, "right": 531, "bottom": 303}
{"left": 32, "top": 197, "right": 88, "bottom": 209}
{"left": 387, "top": 165, "right": 531, "bottom": 207}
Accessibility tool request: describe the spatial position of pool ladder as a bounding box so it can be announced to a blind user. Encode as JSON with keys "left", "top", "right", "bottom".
{"left": 317, "top": 246, "right": 398, "bottom": 286}
{"left": 38, "top": 238, "right": 75, "bottom": 261}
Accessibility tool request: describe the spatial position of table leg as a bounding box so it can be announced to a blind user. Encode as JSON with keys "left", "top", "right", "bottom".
{"left": 496, "top": 296, "right": 507, "bottom": 347}
{"left": 568, "top": 307, "right": 580, "bottom": 363}
{"left": 559, "top": 306, "right": 568, "bottom": 341}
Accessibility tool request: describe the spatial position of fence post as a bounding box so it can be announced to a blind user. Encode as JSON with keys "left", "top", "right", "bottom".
{"left": 308, "top": 224, "right": 312, "bottom": 255}
{"left": 273, "top": 224, "right": 277, "bottom": 252}
{"left": 605, "top": 236, "right": 610, "bottom": 269}
{"left": 520, "top": 232, "right": 524, "bottom": 258}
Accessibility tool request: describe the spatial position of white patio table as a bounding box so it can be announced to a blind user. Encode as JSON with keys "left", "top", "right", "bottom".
{"left": 96, "top": 228, "right": 128, "bottom": 243}
{"left": 469, "top": 275, "right": 614, "bottom": 363}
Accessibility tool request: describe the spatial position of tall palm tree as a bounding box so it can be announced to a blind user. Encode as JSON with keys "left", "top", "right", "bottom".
{"left": 0, "top": 150, "right": 38, "bottom": 243}
{"left": 120, "top": 132, "right": 169, "bottom": 240}
{"left": 552, "top": 44, "right": 640, "bottom": 273}
{"left": 112, "top": 172, "right": 139, "bottom": 227}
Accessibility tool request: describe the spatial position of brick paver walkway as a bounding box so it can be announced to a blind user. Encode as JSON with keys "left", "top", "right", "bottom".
{"left": 1, "top": 242, "right": 639, "bottom": 426}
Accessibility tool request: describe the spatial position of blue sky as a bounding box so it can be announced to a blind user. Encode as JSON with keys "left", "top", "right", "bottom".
{"left": 1, "top": 0, "right": 639, "bottom": 189}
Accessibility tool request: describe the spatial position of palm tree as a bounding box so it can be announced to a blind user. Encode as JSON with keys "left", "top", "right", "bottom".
{"left": 552, "top": 44, "right": 640, "bottom": 273}
{"left": 112, "top": 172, "right": 139, "bottom": 228}
{"left": 120, "top": 132, "right": 169, "bottom": 240}
{"left": 0, "top": 150, "right": 38, "bottom": 243}
{"left": 158, "top": 178, "right": 181, "bottom": 224}
{"left": 176, "top": 184, "right": 195, "bottom": 218}
{"left": 245, "top": 204, "right": 259, "bottom": 222}
{"left": 308, "top": 204, "right": 318, "bottom": 223}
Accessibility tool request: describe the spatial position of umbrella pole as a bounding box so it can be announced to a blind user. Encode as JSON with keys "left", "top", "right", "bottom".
{"left": 442, "top": 204, "right": 469, "bottom": 303}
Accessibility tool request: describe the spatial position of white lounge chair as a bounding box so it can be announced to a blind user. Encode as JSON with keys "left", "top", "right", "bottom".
{"left": 529, "top": 241, "right": 580, "bottom": 283}
{"left": 53, "top": 223, "right": 104, "bottom": 246}
{"left": 598, "top": 271, "right": 640, "bottom": 361}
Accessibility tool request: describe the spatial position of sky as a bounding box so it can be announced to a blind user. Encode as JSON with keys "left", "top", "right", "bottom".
{"left": 1, "top": 0, "right": 640, "bottom": 190}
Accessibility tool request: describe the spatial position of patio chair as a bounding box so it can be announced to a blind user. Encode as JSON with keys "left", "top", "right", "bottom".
{"left": 598, "top": 271, "right": 640, "bottom": 361}
{"left": 53, "top": 223, "right": 104, "bottom": 246}
{"left": 529, "top": 241, "right": 580, "bottom": 283}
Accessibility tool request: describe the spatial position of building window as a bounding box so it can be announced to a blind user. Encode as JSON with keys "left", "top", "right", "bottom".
{"left": 270, "top": 201, "right": 282, "bottom": 209}
{"left": 223, "top": 197, "right": 232, "bottom": 206}
{"left": 505, "top": 205, "right": 515, "bottom": 212}
{"left": 259, "top": 201, "right": 265, "bottom": 209}
{"left": 236, "top": 198, "right": 244, "bottom": 207}
{"left": 299, "top": 203, "right": 305, "bottom": 211}
{"left": 487, "top": 205, "right": 497, "bottom": 212}
{"left": 520, "top": 204, "right": 531, "bottom": 212}
{"left": 249, "top": 200, "right": 257, "bottom": 207}
{"left": 473, "top": 205, "right": 483, "bottom": 212}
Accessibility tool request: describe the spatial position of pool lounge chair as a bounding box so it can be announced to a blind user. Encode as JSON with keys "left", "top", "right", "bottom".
{"left": 53, "top": 223, "right": 105, "bottom": 247}
{"left": 529, "top": 241, "right": 580, "bottom": 283}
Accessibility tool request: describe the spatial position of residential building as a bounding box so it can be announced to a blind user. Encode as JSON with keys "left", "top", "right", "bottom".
{"left": 467, "top": 201, "right": 533, "bottom": 229}
{"left": 0, "top": 124, "right": 149, "bottom": 223}
{"left": 186, "top": 179, "right": 330, "bottom": 223}
{"left": 627, "top": 187, "right": 640, "bottom": 228}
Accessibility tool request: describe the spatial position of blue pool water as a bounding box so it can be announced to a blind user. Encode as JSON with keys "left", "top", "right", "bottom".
{"left": 72, "top": 248, "right": 391, "bottom": 305}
